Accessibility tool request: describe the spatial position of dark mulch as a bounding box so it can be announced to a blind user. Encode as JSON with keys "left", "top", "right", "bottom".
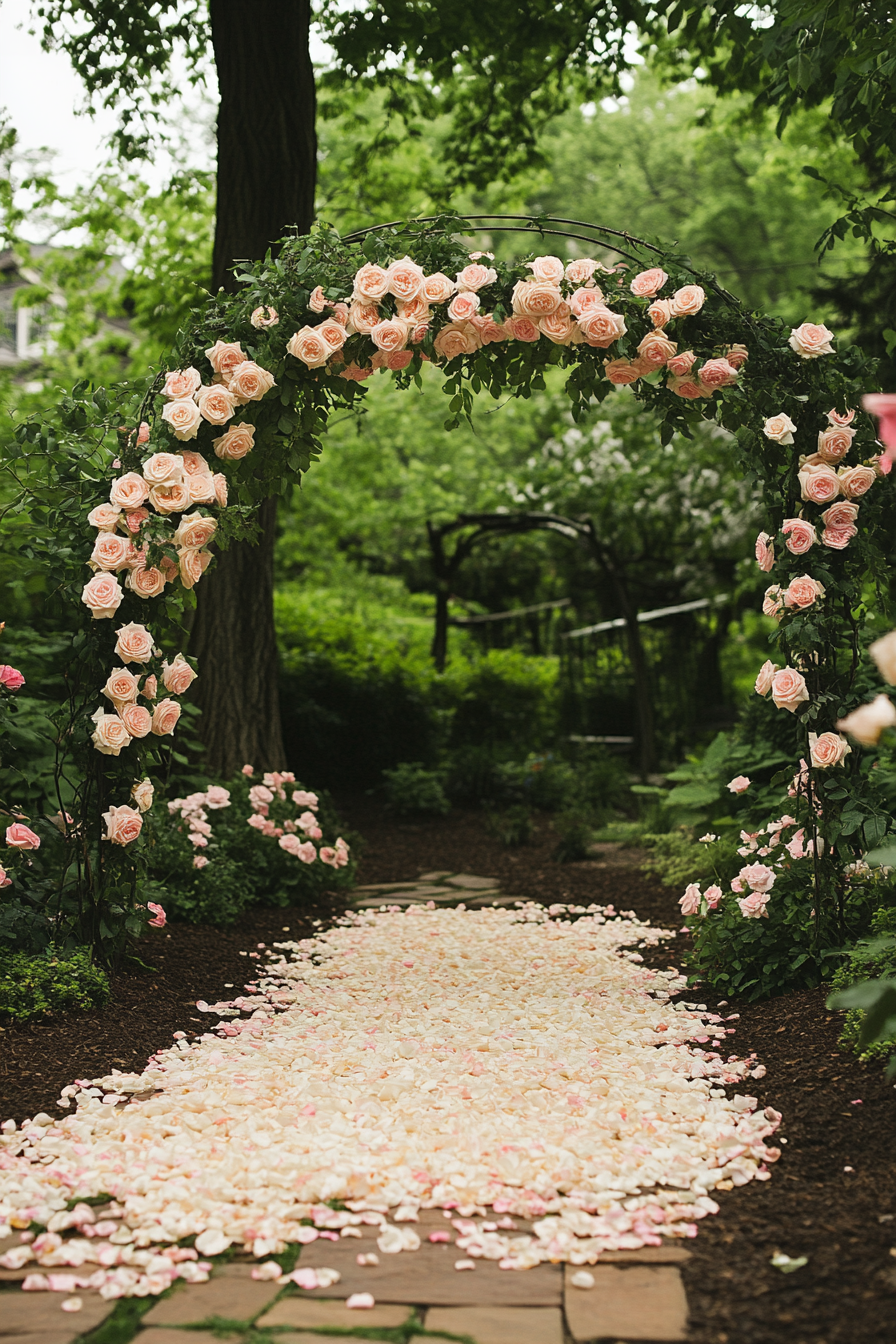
{"left": 4, "top": 799, "right": 896, "bottom": 1344}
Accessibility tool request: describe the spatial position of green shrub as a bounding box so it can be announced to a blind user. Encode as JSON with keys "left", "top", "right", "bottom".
{"left": 0, "top": 948, "right": 110, "bottom": 1022}
{"left": 829, "top": 905, "right": 896, "bottom": 1060}
{"left": 486, "top": 805, "right": 533, "bottom": 847}
{"left": 641, "top": 827, "right": 738, "bottom": 889}
{"left": 552, "top": 811, "right": 594, "bottom": 863}
{"left": 383, "top": 763, "right": 451, "bottom": 817}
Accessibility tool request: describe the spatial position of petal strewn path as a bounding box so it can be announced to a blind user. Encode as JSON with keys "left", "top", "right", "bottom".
{"left": 0, "top": 903, "right": 779, "bottom": 1299}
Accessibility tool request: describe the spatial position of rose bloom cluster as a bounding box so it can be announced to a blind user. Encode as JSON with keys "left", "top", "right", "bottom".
{"left": 90, "top": 625, "right": 195, "bottom": 757}
{"left": 168, "top": 784, "right": 233, "bottom": 870}
{"left": 680, "top": 812, "right": 827, "bottom": 923}
{"left": 159, "top": 344, "right": 276, "bottom": 455}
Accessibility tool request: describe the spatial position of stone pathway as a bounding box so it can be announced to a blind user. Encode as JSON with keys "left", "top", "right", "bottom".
{"left": 350, "top": 871, "right": 520, "bottom": 910}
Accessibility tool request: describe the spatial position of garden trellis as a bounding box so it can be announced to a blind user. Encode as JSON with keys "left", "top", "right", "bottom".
{"left": 1, "top": 212, "right": 890, "bottom": 966}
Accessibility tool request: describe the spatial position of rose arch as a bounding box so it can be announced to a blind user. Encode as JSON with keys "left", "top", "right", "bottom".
{"left": 28, "top": 213, "right": 892, "bottom": 959}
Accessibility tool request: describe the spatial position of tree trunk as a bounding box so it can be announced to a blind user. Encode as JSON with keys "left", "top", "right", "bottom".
{"left": 191, "top": 1, "right": 317, "bottom": 774}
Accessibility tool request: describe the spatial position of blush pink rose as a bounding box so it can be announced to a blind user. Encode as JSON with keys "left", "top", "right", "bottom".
{"left": 838, "top": 464, "right": 876, "bottom": 499}
{"left": 396, "top": 295, "right": 430, "bottom": 324}
{"left": 771, "top": 666, "right": 810, "bottom": 713}
{"left": 505, "top": 316, "right": 540, "bottom": 343}
{"left": 163, "top": 367, "right": 201, "bottom": 399}
{"left": 102, "top": 804, "right": 143, "bottom": 845}
{"left": 754, "top": 531, "right": 775, "bottom": 572}
{"left": 88, "top": 503, "right": 123, "bottom": 532}
{"left": 308, "top": 285, "right": 327, "bottom": 313}
{"left": 0, "top": 665, "right": 25, "bottom": 690}
{"left": 725, "top": 343, "right": 749, "bottom": 368}
{"left": 433, "top": 324, "right": 479, "bottom": 360}
{"left": 385, "top": 256, "right": 426, "bottom": 302}
{"left": 738, "top": 891, "right": 770, "bottom": 919}
{"left": 698, "top": 358, "right": 738, "bottom": 390}
{"left": 763, "top": 414, "right": 796, "bottom": 445}
{"left": 630, "top": 267, "right": 668, "bottom": 297}
{"left": 669, "top": 284, "right": 705, "bottom": 317}
{"left": 91, "top": 710, "right": 132, "bottom": 756}
{"left": 228, "top": 361, "right": 276, "bottom": 403}
{"left": 668, "top": 375, "right": 706, "bottom": 399}
{"left": 679, "top": 882, "right": 701, "bottom": 915}
{"left": 121, "top": 506, "right": 150, "bottom": 534}
{"left": 789, "top": 322, "right": 834, "bottom": 358}
{"left": 161, "top": 398, "right": 201, "bottom": 441}
{"left": 82, "top": 573, "right": 124, "bottom": 619}
{"left": 739, "top": 862, "right": 775, "bottom": 893}
{"left": 578, "top": 306, "right": 626, "bottom": 347}
{"left": 447, "top": 291, "right": 480, "bottom": 323}
{"left": 292, "top": 789, "right": 319, "bottom": 809}
{"left": 151, "top": 698, "right": 181, "bottom": 736}
{"left": 213, "top": 423, "right": 255, "bottom": 462}
{"left": 829, "top": 408, "right": 856, "bottom": 427}
{"left": 90, "top": 533, "right": 131, "bottom": 572}
{"left": 178, "top": 547, "right": 212, "bottom": 590}
{"left": 149, "top": 480, "right": 191, "bottom": 514}
{"left": 511, "top": 279, "right": 563, "bottom": 317}
{"left": 808, "top": 731, "right": 851, "bottom": 768}
{"left": 603, "top": 359, "right": 642, "bottom": 385}
{"left": 162, "top": 653, "right": 197, "bottom": 695}
{"left": 205, "top": 340, "right": 247, "bottom": 376}
{"left": 526, "top": 255, "right": 565, "bottom": 284}
{"left": 287, "top": 326, "right": 330, "bottom": 368}
{"left": 370, "top": 319, "right": 410, "bottom": 353}
{"left": 146, "top": 900, "right": 166, "bottom": 926}
{"left": 456, "top": 262, "right": 497, "bottom": 292}
{"left": 704, "top": 884, "right": 723, "bottom": 910}
{"left": 103, "top": 667, "right": 139, "bottom": 704}
{"left": 784, "top": 574, "right": 825, "bottom": 609}
{"left": 386, "top": 349, "right": 414, "bottom": 370}
{"left": 142, "top": 451, "right": 184, "bottom": 487}
{"left": 636, "top": 331, "right": 677, "bottom": 367}
{"left": 119, "top": 703, "right": 152, "bottom": 738}
{"left": 250, "top": 306, "right": 279, "bottom": 328}
{"left": 817, "top": 426, "right": 855, "bottom": 463}
{"left": 315, "top": 320, "right": 347, "bottom": 354}
{"left": 339, "top": 361, "right": 375, "bottom": 382}
{"left": 647, "top": 299, "right": 673, "bottom": 327}
{"left": 469, "top": 314, "right": 507, "bottom": 345}
{"left": 837, "top": 694, "right": 896, "bottom": 746}
{"left": 142, "top": 673, "right": 158, "bottom": 700}
{"left": 538, "top": 310, "right": 576, "bottom": 345}
{"left": 110, "top": 472, "right": 150, "bottom": 511}
{"left": 754, "top": 660, "right": 779, "bottom": 696}
{"left": 352, "top": 264, "right": 390, "bottom": 302}
{"left": 798, "top": 462, "right": 840, "bottom": 504}
{"left": 347, "top": 302, "right": 381, "bottom": 335}
{"left": 821, "top": 501, "right": 859, "bottom": 530}
{"left": 279, "top": 833, "right": 305, "bottom": 857}
{"left": 727, "top": 775, "right": 751, "bottom": 794}
{"left": 666, "top": 350, "right": 696, "bottom": 377}
{"left": 213, "top": 473, "right": 228, "bottom": 507}
{"left": 179, "top": 450, "right": 212, "bottom": 479}
{"left": 188, "top": 472, "right": 216, "bottom": 505}
{"left": 564, "top": 258, "right": 600, "bottom": 285}
{"left": 196, "top": 384, "right": 236, "bottom": 426}
{"left": 6, "top": 822, "right": 40, "bottom": 849}
{"left": 422, "top": 272, "right": 456, "bottom": 304}
{"left": 174, "top": 513, "right": 217, "bottom": 549}
{"left": 762, "top": 586, "right": 784, "bottom": 620}
{"left": 568, "top": 287, "right": 605, "bottom": 318}
{"left": 782, "top": 518, "right": 817, "bottom": 555}
{"left": 870, "top": 629, "right": 896, "bottom": 685}
{"left": 115, "top": 622, "right": 154, "bottom": 664}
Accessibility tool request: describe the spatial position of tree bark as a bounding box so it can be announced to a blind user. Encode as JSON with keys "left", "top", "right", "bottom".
{"left": 191, "top": 1, "right": 317, "bottom": 774}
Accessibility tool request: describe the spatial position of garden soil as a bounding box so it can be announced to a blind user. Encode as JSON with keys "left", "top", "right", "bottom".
{"left": 3, "top": 800, "right": 896, "bottom": 1344}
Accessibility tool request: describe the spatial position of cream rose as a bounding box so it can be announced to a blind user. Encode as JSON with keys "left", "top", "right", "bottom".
{"left": 131, "top": 778, "right": 154, "bottom": 813}
{"left": 161, "top": 398, "right": 201, "bottom": 441}
{"left": 603, "top": 359, "right": 642, "bottom": 385}
{"left": 422, "top": 272, "right": 456, "bottom": 304}
{"left": 109, "top": 472, "right": 150, "bottom": 511}
{"left": 188, "top": 472, "right": 216, "bottom": 505}
{"left": 447, "top": 291, "right": 481, "bottom": 323}
{"left": 647, "top": 299, "right": 673, "bottom": 327}
{"left": 829, "top": 408, "right": 855, "bottom": 427}
{"left": 838, "top": 464, "right": 876, "bottom": 499}
{"left": 205, "top": 340, "right": 247, "bottom": 376}
{"left": 636, "top": 332, "right": 677, "bottom": 367}
{"left": 817, "top": 426, "right": 855, "bottom": 463}
{"left": 351, "top": 263, "right": 389, "bottom": 301}
{"left": 789, "top": 322, "right": 834, "bottom": 358}
{"left": 630, "top": 267, "right": 668, "bottom": 297}
{"left": 385, "top": 257, "right": 425, "bottom": 301}
{"left": 151, "top": 698, "right": 182, "bottom": 736}
{"left": 763, "top": 414, "right": 796, "bottom": 445}
{"left": 784, "top": 574, "right": 825, "bottom": 609}
{"left": 771, "top": 666, "right": 810, "bottom": 713}
{"left": 821, "top": 500, "right": 859, "bottom": 530}
{"left": 346, "top": 302, "right": 381, "bottom": 336}
{"left": 433, "top": 323, "right": 478, "bottom": 360}
{"left": 698, "top": 358, "right": 738, "bottom": 389}
{"left": 370, "top": 319, "right": 410, "bottom": 353}
{"left": 754, "top": 660, "right": 779, "bottom": 696}
{"left": 668, "top": 375, "right": 706, "bottom": 400}
{"left": 470, "top": 314, "right": 507, "bottom": 345}
{"left": 228, "top": 361, "right": 276, "bottom": 403}
{"left": 213, "top": 423, "right": 256, "bottom": 461}
{"left": 88, "top": 503, "right": 122, "bottom": 532}
{"left": 782, "top": 518, "right": 817, "bottom": 555}
{"left": 568, "top": 287, "right": 605, "bottom": 318}
{"left": 114, "top": 622, "right": 154, "bottom": 664}
{"left": 91, "top": 708, "right": 132, "bottom": 756}
{"left": 666, "top": 350, "right": 696, "bottom": 377}
{"left": 250, "top": 306, "right": 279, "bottom": 329}
{"left": 726, "top": 343, "right": 749, "bottom": 368}
{"left": 564, "top": 258, "right": 599, "bottom": 285}
{"left": 90, "top": 533, "right": 131, "bottom": 572}
{"left": 196, "top": 384, "right": 236, "bottom": 426}
{"left": 213, "top": 473, "right": 228, "bottom": 507}
{"left": 669, "top": 285, "right": 705, "bottom": 317}
{"left": 162, "top": 652, "right": 197, "bottom": 695}
{"left": 142, "top": 452, "right": 184, "bottom": 487}
{"left": 102, "top": 803, "right": 143, "bottom": 845}
{"left": 798, "top": 462, "right": 841, "bottom": 504}
{"left": 179, "top": 547, "right": 212, "bottom": 590}
{"left": 837, "top": 694, "right": 896, "bottom": 746}
{"left": 455, "top": 263, "right": 496, "bottom": 293}
{"left": 754, "top": 531, "right": 775, "bottom": 572}
{"left": 81, "top": 573, "right": 123, "bottom": 620}
{"left": 511, "top": 279, "right": 562, "bottom": 318}
{"left": 179, "top": 450, "right": 212, "bottom": 479}
{"left": 313, "top": 320, "right": 347, "bottom": 354}
{"left": 762, "top": 586, "right": 784, "bottom": 620}
{"left": 120, "top": 703, "right": 152, "bottom": 738}
{"left": 103, "top": 667, "right": 139, "bottom": 705}
{"left": 174, "top": 512, "right": 217, "bottom": 549}
{"left": 578, "top": 306, "right": 626, "bottom": 348}
{"left": 149, "top": 481, "right": 191, "bottom": 515}
{"left": 808, "top": 731, "right": 851, "bottom": 768}
{"left": 163, "top": 367, "right": 201, "bottom": 399}
{"left": 308, "top": 285, "right": 327, "bottom": 313}
{"left": 526, "top": 255, "right": 565, "bottom": 285}
{"left": 538, "top": 310, "right": 576, "bottom": 345}
{"left": 287, "top": 326, "right": 330, "bottom": 368}
{"left": 126, "top": 565, "right": 166, "bottom": 599}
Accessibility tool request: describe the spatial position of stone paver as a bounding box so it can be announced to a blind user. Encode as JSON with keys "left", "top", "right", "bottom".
{"left": 0, "top": 1291, "right": 114, "bottom": 1338}
{"left": 445, "top": 874, "right": 499, "bottom": 889}
{"left": 419, "top": 870, "right": 453, "bottom": 880}
{"left": 139, "top": 1331, "right": 238, "bottom": 1344}
{"left": 2, "top": 1335, "right": 86, "bottom": 1344}
{"left": 563, "top": 1264, "right": 688, "bottom": 1342}
{"left": 141, "top": 1265, "right": 281, "bottom": 1325}
{"left": 277, "top": 1336, "right": 394, "bottom": 1344}
{"left": 420, "top": 1305, "right": 564, "bottom": 1344}
{"left": 257, "top": 1299, "right": 412, "bottom": 1330}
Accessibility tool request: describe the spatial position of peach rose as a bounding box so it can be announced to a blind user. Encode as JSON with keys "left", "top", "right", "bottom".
{"left": 422, "top": 272, "right": 456, "bottom": 304}
{"left": 762, "top": 586, "right": 784, "bottom": 620}
{"left": 385, "top": 256, "right": 425, "bottom": 301}
{"left": 725, "top": 343, "right": 749, "bottom": 369}
{"left": 371, "top": 318, "right": 410, "bottom": 353}
{"left": 784, "top": 574, "right": 825, "bottom": 609}
{"left": 396, "top": 295, "right": 430, "bottom": 324}
{"left": 110, "top": 472, "right": 150, "bottom": 511}
{"left": 121, "top": 506, "right": 149, "bottom": 534}
{"left": 828, "top": 408, "right": 855, "bottom": 427}
{"left": 250, "top": 306, "right": 279, "bottom": 328}
{"left": 386, "top": 349, "right": 413, "bottom": 370}
{"left": 142, "top": 673, "right": 158, "bottom": 700}
{"left": 782, "top": 518, "right": 817, "bottom": 555}
{"left": 821, "top": 524, "right": 857, "bottom": 550}
{"left": 630, "top": 267, "right": 668, "bottom": 297}
{"left": 870, "top": 630, "right": 896, "bottom": 685}
{"left": 838, "top": 464, "right": 876, "bottom": 499}
{"left": 539, "top": 310, "right": 576, "bottom": 345}
{"left": 647, "top": 299, "right": 673, "bottom": 327}
{"left": 817, "top": 426, "right": 855, "bottom": 463}
{"left": 755, "top": 660, "right": 779, "bottom": 697}
{"left": 174, "top": 513, "right": 217, "bottom": 549}
{"left": 578, "top": 306, "right": 626, "bottom": 347}
{"left": 837, "top": 694, "right": 896, "bottom": 746}
{"left": 469, "top": 314, "right": 507, "bottom": 345}
{"left": 433, "top": 323, "right": 479, "bottom": 360}
{"left": 142, "top": 452, "right": 184, "bottom": 487}
{"left": 738, "top": 891, "right": 770, "bottom": 919}
{"left": 809, "top": 731, "right": 851, "bottom": 768}
{"left": 771, "top": 666, "right": 810, "bottom": 713}
{"left": 205, "top": 340, "right": 247, "bottom": 376}
{"left": 90, "top": 533, "right": 131, "bottom": 572}
{"left": 447, "top": 291, "right": 480, "bottom": 323}
{"left": 526, "top": 255, "right": 565, "bottom": 285}
{"left": 668, "top": 375, "right": 707, "bottom": 400}
{"left": 603, "top": 359, "right": 642, "bottom": 385}
{"left": 91, "top": 709, "right": 132, "bottom": 756}
{"left": 287, "top": 326, "right": 330, "bottom": 368}
{"left": 228, "top": 361, "right": 276, "bottom": 403}
{"left": 119, "top": 703, "right": 152, "bottom": 738}
{"left": 698, "top": 358, "right": 738, "bottom": 389}
{"left": 161, "top": 397, "right": 201, "bottom": 441}
{"left": 126, "top": 565, "right": 166, "bottom": 599}
{"left": 636, "top": 332, "right": 677, "bottom": 367}
{"left": 347, "top": 302, "right": 381, "bottom": 336}
{"left": 330, "top": 301, "right": 349, "bottom": 326}
{"left": 308, "top": 285, "right": 327, "bottom": 313}
{"left": 564, "top": 258, "right": 600, "bottom": 285}
{"left": 102, "top": 803, "right": 143, "bottom": 845}
{"left": 666, "top": 350, "right": 696, "bottom": 377}
{"left": 568, "top": 286, "right": 605, "bottom": 318}
{"left": 505, "top": 316, "right": 540, "bottom": 342}
{"left": 178, "top": 547, "right": 212, "bottom": 590}
{"left": 188, "top": 473, "right": 216, "bottom": 505}
{"left": 213, "top": 474, "right": 228, "bottom": 507}
{"left": 131, "top": 778, "right": 154, "bottom": 812}
{"left": 511, "top": 279, "right": 562, "bottom": 317}
{"left": 669, "top": 284, "right": 705, "bottom": 317}
{"left": 196, "top": 384, "right": 236, "bottom": 426}
{"left": 88, "top": 503, "right": 122, "bottom": 532}
{"left": 115, "top": 622, "right": 154, "bottom": 664}
{"left": 798, "top": 462, "right": 840, "bottom": 504}
{"left": 151, "top": 698, "right": 181, "bottom": 736}
{"left": 163, "top": 367, "right": 201, "bottom": 399}
{"left": 456, "top": 262, "right": 497, "bottom": 292}
{"left": 149, "top": 480, "right": 191, "bottom": 515}
{"left": 103, "top": 667, "right": 139, "bottom": 704}
{"left": 789, "top": 322, "right": 834, "bottom": 358}
{"left": 213, "top": 423, "right": 255, "bottom": 461}
{"left": 179, "top": 451, "right": 212, "bottom": 479}
{"left": 160, "top": 654, "right": 195, "bottom": 697}
{"left": 763, "top": 414, "right": 796, "bottom": 445}
{"left": 339, "top": 361, "right": 374, "bottom": 381}
{"left": 821, "top": 500, "right": 859, "bottom": 530}
{"left": 754, "top": 531, "right": 775, "bottom": 572}
{"left": 82, "top": 573, "right": 123, "bottom": 620}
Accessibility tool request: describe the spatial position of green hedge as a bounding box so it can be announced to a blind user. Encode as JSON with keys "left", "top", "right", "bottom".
{"left": 0, "top": 948, "right": 110, "bottom": 1022}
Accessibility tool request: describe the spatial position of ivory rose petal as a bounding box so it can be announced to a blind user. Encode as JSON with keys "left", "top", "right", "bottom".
{"left": 91, "top": 711, "right": 132, "bottom": 756}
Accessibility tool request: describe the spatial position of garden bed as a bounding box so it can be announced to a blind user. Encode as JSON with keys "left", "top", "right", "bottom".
{"left": 3, "top": 801, "right": 896, "bottom": 1343}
